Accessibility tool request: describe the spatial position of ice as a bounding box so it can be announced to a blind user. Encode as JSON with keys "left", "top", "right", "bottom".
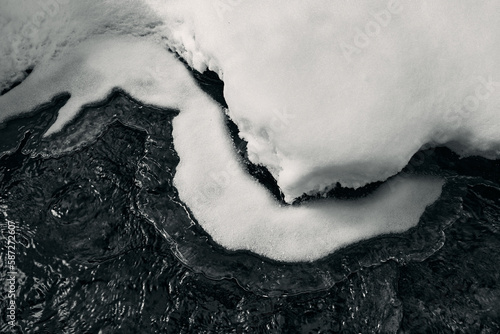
{"left": 4, "top": 1, "right": 499, "bottom": 261}
{"left": 145, "top": 0, "right": 500, "bottom": 201}
{"left": 0, "top": 34, "right": 443, "bottom": 261}
{"left": 0, "top": 0, "right": 161, "bottom": 95}
{"left": 0, "top": 36, "right": 193, "bottom": 136}
{"left": 174, "top": 89, "right": 444, "bottom": 261}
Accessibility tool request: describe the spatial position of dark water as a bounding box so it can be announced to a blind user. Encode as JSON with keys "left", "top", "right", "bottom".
{"left": 0, "top": 81, "right": 499, "bottom": 333}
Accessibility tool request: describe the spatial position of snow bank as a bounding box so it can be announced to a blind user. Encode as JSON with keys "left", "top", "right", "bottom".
{"left": 1, "top": 0, "right": 162, "bottom": 93}
{"left": 4, "top": 1, "right": 497, "bottom": 261}
{"left": 144, "top": 0, "right": 500, "bottom": 201}
{"left": 0, "top": 35, "right": 443, "bottom": 261}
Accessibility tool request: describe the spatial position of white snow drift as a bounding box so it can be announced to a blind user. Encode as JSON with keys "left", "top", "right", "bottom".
{"left": 1, "top": 1, "right": 498, "bottom": 261}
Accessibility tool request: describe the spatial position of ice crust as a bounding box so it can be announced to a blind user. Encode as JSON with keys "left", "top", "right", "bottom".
{"left": 1, "top": 1, "right": 497, "bottom": 261}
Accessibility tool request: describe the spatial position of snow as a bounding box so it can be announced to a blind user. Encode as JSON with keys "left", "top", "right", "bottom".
{"left": 146, "top": 0, "right": 500, "bottom": 201}
{"left": 2, "top": 0, "right": 498, "bottom": 261}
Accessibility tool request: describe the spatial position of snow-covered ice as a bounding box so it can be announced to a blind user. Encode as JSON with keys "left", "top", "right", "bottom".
{"left": 1, "top": 1, "right": 498, "bottom": 261}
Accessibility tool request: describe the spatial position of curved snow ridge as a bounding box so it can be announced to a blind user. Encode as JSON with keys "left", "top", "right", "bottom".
{"left": 0, "top": 36, "right": 443, "bottom": 262}
{"left": 174, "top": 92, "right": 444, "bottom": 262}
